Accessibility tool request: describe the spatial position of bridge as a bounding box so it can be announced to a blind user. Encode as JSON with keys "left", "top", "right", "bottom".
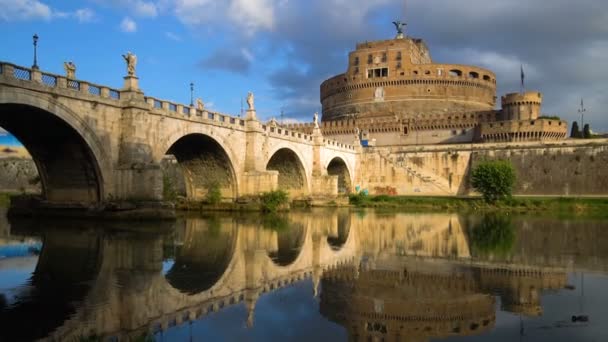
{"left": 0, "top": 61, "right": 358, "bottom": 211}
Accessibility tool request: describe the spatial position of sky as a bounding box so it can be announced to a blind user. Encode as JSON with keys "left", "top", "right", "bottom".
{"left": 0, "top": 0, "right": 606, "bottom": 133}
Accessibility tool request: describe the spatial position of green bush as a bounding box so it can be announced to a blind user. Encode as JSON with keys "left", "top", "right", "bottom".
{"left": 471, "top": 160, "right": 516, "bottom": 203}
{"left": 205, "top": 182, "right": 222, "bottom": 205}
{"left": 162, "top": 174, "right": 178, "bottom": 201}
{"left": 260, "top": 190, "right": 289, "bottom": 212}
{"left": 349, "top": 192, "right": 369, "bottom": 206}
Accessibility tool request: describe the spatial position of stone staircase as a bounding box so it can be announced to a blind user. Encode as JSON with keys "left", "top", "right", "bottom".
{"left": 377, "top": 151, "right": 454, "bottom": 195}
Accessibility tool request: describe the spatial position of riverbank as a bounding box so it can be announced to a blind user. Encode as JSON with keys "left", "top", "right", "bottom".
{"left": 348, "top": 193, "right": 608, "bottom": 217}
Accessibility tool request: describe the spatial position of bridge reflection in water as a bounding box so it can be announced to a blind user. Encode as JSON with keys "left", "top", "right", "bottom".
{"left": 0, "top": 210, "right": 607, "bottom": 341}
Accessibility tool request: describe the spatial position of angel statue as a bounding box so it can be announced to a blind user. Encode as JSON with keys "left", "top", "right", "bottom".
{"left": 122, "top": 51, "right": 137, "bottom": 76}
{"left": 63, "top": 61, "right": 76, "bottom": 79}
{"left": 392, "top": 21, "right": 407, "bottom": 38}
{"left": 313, "top": 112, "right": 319, "bottom": 128}
{"left": 196, "top": 98, "right": 205, "bottom": 110}
{"left": 246, "top": 92, "right": 255, "bottom": 111}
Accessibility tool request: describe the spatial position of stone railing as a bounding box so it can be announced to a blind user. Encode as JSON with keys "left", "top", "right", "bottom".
{"left": 144, "top": 95, "right": 247, "bottom": 128}
{"left": 0, "top": 61, "right": 121, "bottom": 100}
{"left": 263, "top": 124, "right": 315, "bottom": 144}
{"left": 322, "top": 138, "right": 356, "bottom": 151}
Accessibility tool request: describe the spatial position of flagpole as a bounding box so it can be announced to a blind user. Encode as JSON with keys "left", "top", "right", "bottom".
{"left": 520, "top": 65, "right": 525, "bottom": 94}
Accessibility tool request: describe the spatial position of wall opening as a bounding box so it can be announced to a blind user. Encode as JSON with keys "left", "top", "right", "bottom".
{"left": 0, "top": 104, "right": 102, "bottom": 204}
{"left": 266, "top": 148, "right": 307, "bottom": 194}
{"left": 327, "top": 157, "right": 352, "bottom": 194}
{"left": 165, "top": 134, "right": 237, "bottom": 202}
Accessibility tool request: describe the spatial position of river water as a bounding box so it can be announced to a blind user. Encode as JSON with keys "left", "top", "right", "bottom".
{"left": 0, "top": 209, "right": 607, "bottom": 341}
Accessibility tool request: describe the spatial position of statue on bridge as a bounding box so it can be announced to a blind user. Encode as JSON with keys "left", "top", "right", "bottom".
{"left": 63, "top": 61, "right": 76, "bottom": 79}
{"left": 196, "top": 98, "right": 205, "bottom": 110}
{"left": 122, "top": 51, "right": 137, "bottom": 76}
{"left": 313, "top": 112, "right": 319, "bottom": 128}
{"left": 246, "top": 92, "right": 255, "bottom": 111}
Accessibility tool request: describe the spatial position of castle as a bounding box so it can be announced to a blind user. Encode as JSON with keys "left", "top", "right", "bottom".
{"left": 284, "top": 24, "right": 568, "bottom": 146}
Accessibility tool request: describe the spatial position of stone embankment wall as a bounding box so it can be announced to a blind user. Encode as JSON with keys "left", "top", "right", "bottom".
{"left": 0, "top": 158, "right": 40, "bottom": 193}
{"left": 356, "top": 139, "right": 608, "bottom": 196}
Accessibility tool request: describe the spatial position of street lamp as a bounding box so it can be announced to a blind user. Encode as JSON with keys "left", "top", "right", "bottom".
{"left": 578, "top": 98, "right": 586, "bottom": 137}
{"left": 32, "top": 34, "right": 39, "bottom": 69}
{"left": 190, "top": 82, "right": 194, "bottom": 107}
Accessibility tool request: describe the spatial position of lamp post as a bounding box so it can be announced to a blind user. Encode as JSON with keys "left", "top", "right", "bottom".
{"left": 190, "top": 82, "right": 194, "bottom": 107}
{"left": 32, "top": 34, "right": 39, "bottom": 70}
{"left": 578, "top": 98, "right": 586, "bottom": 137}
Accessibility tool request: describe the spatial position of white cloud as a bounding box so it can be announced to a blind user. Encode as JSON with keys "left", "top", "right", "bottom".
{"left": 74, "top": 8, "right": 96, "bottom": 23}
{"left": 120, "top": 16, "right": 137, "bottom": 32}
{"left": 241, "top": 48, "right": 254, "bottom": 62}
{"left": 228, "top": 0, "right": 275, "bottom": 33}
{"left": 0, "top": 0, "right": 52, "bottom": 22}
{"left": 165, "top": 31, "right": 182, "bottom": 41}
{"left": 172, "top": 0, "right": 276, "bottom": 34}
{"left": 133, "top": 0, "right": 158, "bottom": 17}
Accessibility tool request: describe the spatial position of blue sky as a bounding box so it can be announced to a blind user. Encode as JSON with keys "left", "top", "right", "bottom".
{"left": 0, "top": 0, "right": 607, "bottom": 133}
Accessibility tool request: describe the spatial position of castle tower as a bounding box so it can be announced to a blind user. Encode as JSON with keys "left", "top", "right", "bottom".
{"left": 501, "top": 92, "right": 543, "bottom": 121}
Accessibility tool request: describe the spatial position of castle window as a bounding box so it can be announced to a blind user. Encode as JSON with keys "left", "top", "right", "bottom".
{"left": 397, "top": 62, "right": 402, "bottom": 69}
{"left": 368, "top": 67, "right": 389, "bottom": 79}
{"left": 425, "top": 70, "right": 431, "bottom": 75}
{"left": 381, "top": 52, "right": 387, "bottom": 62}
{"left": 437, "top": 68, "right": 444, "bottom": 76}
{"left": 396, "top": 51, "right": 402, "bottom": 60}
{"left": 354, "top": 57, "right": 359, "bottom": 66}
{"left": 367, "top": 54, "right": 373, "bottom": 64}
{"left": 354, "top": 67, "right": 359, "bottom": 74}
{"left": 483, "top": 75, "right": 491, "bottom": 81}
{"left": 469, "top": 71, "right": 479, "bottom": 79}
{"left": 449, "top": 69, "right": 462, "bottom": 77}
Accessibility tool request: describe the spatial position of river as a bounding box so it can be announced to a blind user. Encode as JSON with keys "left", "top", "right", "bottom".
{"left": 0, "top": 209, "right": 607, "bottom": 341}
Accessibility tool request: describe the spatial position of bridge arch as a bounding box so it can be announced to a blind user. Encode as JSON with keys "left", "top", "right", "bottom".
{"left": 266, "top": 146, "right": 310, "bottom": 196}
{"left": 326, "top": 156, "right": 353, "bottom": 194}
{"left": 0, "top": 88, "right": 110, "bottom": 203}
{"left": 160, "top": 133, "right": 239, "bottom": 201}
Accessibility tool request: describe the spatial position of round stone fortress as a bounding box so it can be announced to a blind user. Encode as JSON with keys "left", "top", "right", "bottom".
{"left": 285, "top": 24, "right": 568, "bottom": 146}
{"left": 320, "top": 37, "right": 497, "bottom": 121}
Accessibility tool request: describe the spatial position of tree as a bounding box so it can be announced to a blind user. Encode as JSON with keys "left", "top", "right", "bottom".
{"left": 471, "top": 160, "right": 517, "bottom": 203}
{"left": 583, "top": 124, "right": 591, "bottom": 139}
{"left": 570, "top": 121, "right": 581, "bottom": 138}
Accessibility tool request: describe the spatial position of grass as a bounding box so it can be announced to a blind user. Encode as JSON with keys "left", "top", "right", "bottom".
{"left": 348, "top": 193, "right": 608, "bottom": 217}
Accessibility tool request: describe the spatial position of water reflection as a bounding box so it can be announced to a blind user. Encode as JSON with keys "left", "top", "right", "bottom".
{"left": 0, "top": 210, "right": 607, "bottom": 341}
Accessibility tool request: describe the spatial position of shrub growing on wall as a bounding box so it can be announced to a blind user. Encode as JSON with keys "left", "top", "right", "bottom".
{"left": 471, "top": 160, "right": 516, "bottom": 203}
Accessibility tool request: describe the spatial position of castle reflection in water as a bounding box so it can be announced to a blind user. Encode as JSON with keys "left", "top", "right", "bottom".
{"left": 0, "top": 209, "right": 607, "bottom": 341}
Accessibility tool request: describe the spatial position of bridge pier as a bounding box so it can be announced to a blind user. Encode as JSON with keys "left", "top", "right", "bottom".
{"left": 241, "top": 110, "right": 280, "bottom": 196}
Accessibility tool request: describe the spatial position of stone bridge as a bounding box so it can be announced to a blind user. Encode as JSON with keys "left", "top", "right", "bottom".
{"left": 0, "top": 61, "right": 358, "bottom": 210}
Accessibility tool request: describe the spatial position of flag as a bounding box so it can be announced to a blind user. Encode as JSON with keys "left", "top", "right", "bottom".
{"left": 520, "top": 64, "right": 525, "bottom": 91}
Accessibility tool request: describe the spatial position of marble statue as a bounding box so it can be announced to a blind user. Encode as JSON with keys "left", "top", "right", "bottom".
{"left": 122, "top": 51, "right": 137, "bottom": 76}
{"left": 246, "top": 92, "right": 255, "bottom": 110}
{"left": 63, "top": 61, "right": 76, "bottom": 79}
{"left": 196, "top": 98, "right": 205, "bottom": 110}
